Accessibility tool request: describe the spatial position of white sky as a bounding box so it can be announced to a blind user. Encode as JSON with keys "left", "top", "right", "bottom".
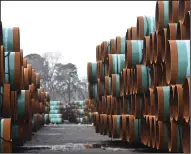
{"left": 1, "top": 1, "right": 156, "bottom": 79}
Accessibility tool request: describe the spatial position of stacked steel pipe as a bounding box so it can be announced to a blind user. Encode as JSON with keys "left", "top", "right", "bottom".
{"left": 74, "top": 101, "right": 85, "bottom": 123}
{"left": 83, "top": 99, "right": 96, "bottom": 123}
{"left": 88, "top": 1, "right": 190, "bottom": 153}
{"left": 68, "top": 100, "right": 95, "bottom": 124}
{"left": 49, "top": 101, "right": 64, "bottom": 124}
{"left": 69, "top": 101, "right": 85, "bottom": 123}
{"left": 0, "top": 22, "right": 51, "bottom": 153}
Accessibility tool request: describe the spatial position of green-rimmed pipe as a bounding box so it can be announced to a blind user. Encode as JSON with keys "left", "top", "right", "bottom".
{"left": 50, "top": 118, "right": 62, "bottom": 124}
{"left": 166, "top": 40, "right": 190, "bottom": 84}
{"left": 137, "top": 16, "right": 155, "bottom": 40}
{"left": 50, "top": 101, "right": 61, "bottom": 106}
{"left": 0, "top": 118, "right": 12, "bottom": 153}
{"left": 49, "top": 114, "right": 62, "bottom": 118}
{"left": 97, "top": 79, "right": 105, "bottom": 98}
{"left": 104, "top": 76, "right": 111, "bottom": 95}
{"left": 87, "top": 62, "right": 97, "bottom": 84}
{"left": 155, "top": 86, "right": 170, "bottom": 122}
{"left": 126, "top": 40, "right": 144, "bottom": 68}
{"left": 127, "top": 115, "right": 141, "bottom": 143}
{"left": 44, "top": 114, "right": 49, "bottom": 124}
{"left": 49, "top": 110, "right": 60, "bottom": 114}
{"left": 156, "top": 120, "right": 169, "bottom": 151}
{"left": 108, "top": 54, "right": 117, "bottom": 75}
{"left": 135, "top": 65, "right": 151, "bottom": 93}
{"left": 4, "top": 52, "right": 21, "bottom": 90}
{"left": 155, "top": 1, "right": 169, "bottom": 31}
{"left": 112, "top": 115, "right": 121, "bottom": 138}
{"left": 17, "top": 90, "right": 30, "bottom": 122}
{"left": 168, "top": 120, "right": 182, "bottom": 152}
{"left": 50, "top": 106, "right": 61, "bottom": 110}
{"left": 88, "top": 83, "right": 98, "bottom": 99}
{"left": 111, "top": 74, "right": 120, "bottom": 97}
{"left": 108, "top": 54, "right": 125, "bottom": 75}
{"left": 2, "top": 27, "right": 20, "bottom": 53}
{"left": 116, "top": 36, "right": 126, "bottom": 54}
{"left": 117, "top": 54, "right": 125, "bottom": 73}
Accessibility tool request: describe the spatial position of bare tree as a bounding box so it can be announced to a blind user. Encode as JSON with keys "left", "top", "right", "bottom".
{"left": 25, "top": 52, "right": 88, "bottom": 103}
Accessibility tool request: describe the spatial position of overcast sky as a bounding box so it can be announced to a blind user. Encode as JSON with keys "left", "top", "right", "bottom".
{"left": 1, "top": 1, "right": 156, "bottom": 79}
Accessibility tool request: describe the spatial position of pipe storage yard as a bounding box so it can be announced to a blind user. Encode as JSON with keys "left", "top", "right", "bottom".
{"left": 0, "top": 0, "right": 190, "bottom": 153}
{"left": 88, "top": 0, "right": 190, "bottom": 153}
{"left": 0, "top": 22, "right": 52, "bottom": 152}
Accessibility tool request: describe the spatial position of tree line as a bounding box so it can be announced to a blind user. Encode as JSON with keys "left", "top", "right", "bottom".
{"left": 25, "top": 52, "right": 88, "bottom": 103}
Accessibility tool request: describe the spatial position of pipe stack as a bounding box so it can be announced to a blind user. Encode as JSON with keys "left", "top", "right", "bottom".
{"left": 68, "top": 100, "right": 95, "bottom": 124}
{"left": 49, "top": 101, "right": 64, "bottom": 124}
{"left": 83, "top": 99, "right": 96, "bottom": 124}
{"left": 0, "top": 22, "right": 51, "bottom": 153}
{"left": 68, "top": 101, "right": 80, "bottom": 123}
{"left": 69, "top": 101, "right": 84, "bottom": 123}
{"left": 75, "top": 101, "right": 85, "bottom": 123}
{"left": 88, "top": 0, "right": 190, "bottom": 153}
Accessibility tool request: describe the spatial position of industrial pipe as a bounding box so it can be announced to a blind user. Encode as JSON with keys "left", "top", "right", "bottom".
{"left": 136, "top": 16, "right": 155, "bottom": 40}
{"left": 166, "top": 40, "right": 190, "bottom": 84}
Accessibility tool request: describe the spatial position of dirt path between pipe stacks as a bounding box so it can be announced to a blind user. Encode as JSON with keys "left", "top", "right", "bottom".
{"left": 15, "top": 124, "right": 165, "bottom": 153}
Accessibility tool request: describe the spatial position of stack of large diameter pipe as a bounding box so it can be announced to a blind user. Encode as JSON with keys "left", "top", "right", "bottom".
{"left": 86, "top": 62, "right": 99, "bottom": 123}
{"left": 49, "top": 101, "right": 63, "bottom": 124}
{"left": 84, "top": 99, "right": 96, "bottom": 123}
{"left": 75, "top": 101, "right": 85, "bottom": 123}
{"left": 68, "top": 101, "right": 78, "bottom": 121}
{"left": 88, "top": 0, "right": 190, "bottom": 153}
{"left": 69, "top": 100, "right": 84, "bottom": 123}
{"left": 0, "top": 22, "right": 51, "bottom": 152}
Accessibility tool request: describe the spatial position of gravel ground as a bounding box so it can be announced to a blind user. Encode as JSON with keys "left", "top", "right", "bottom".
{"left": 15, "top": 124, "right": 163, "bottom": 153}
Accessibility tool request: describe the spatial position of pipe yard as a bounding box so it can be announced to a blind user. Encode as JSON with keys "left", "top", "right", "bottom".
{"left": 0, "top": 0, "right": 190, "bottom": 153}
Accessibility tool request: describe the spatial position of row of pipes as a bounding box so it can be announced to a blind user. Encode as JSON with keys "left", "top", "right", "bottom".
{"left": 0, "top": 21, "right": 51, "bottom": 153}
{"left": 87, "top": 0, "right": 190, "bottom": 153}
